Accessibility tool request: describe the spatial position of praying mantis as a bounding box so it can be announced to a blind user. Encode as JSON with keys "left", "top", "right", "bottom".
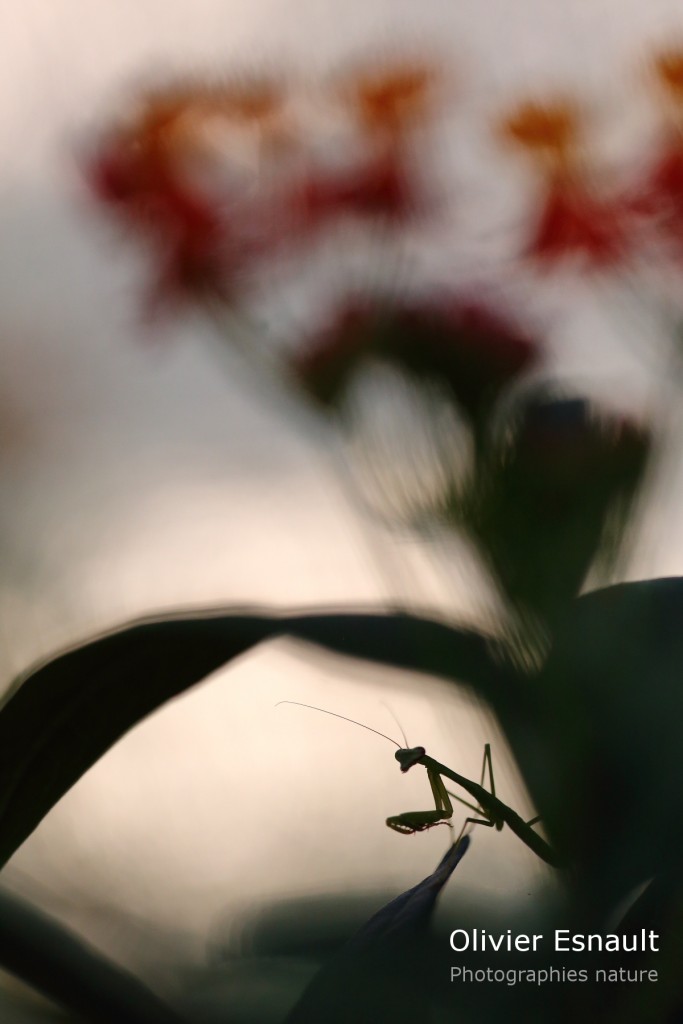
{"left": 278, "top": 701, "right": 563, "bottom": 868}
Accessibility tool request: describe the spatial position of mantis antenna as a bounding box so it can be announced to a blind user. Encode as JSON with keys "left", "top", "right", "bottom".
{"left": 276, "top": 701, "right": 400, "bottom": 748}
{"left": 379, "top": 700, "right": 410, "bottom": 749}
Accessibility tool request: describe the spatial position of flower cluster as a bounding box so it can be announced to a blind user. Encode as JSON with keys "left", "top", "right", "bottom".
{"left": 498, "top": 51, "right": 683, "bottom": 270}
{"left": 85, "top": 54, "right": 660, "bottom": 629}
{"left": 500, "top": 101, "right": 634, "bottom": 268}
{"left": 86, "top": 47, "right": 683, "bottom": 311}
{"left": 85, "top": 63, "right": 437, "bottom": 313}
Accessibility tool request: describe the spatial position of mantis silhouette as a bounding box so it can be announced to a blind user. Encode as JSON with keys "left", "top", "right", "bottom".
{"left": 278, "top": 701, "right": 562, "bottom": 868}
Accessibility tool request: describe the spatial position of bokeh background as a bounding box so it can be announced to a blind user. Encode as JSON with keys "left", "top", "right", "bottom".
{"left": 4, "top": 2, "right": 683, "bottom": 1019}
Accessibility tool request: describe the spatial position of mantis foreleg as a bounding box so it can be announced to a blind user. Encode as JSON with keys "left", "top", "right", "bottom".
{"left": 386, "top": 767, "right": 454, "bottom": 834}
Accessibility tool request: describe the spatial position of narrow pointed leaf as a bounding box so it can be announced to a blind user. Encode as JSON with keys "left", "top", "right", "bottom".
{"left": 285, "top": 836, "right": 470, "bottom": 1024}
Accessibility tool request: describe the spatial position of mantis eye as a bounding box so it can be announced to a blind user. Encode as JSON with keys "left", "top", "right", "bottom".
{"left": 395, "top": 746, "right": 426, "bottom": 772}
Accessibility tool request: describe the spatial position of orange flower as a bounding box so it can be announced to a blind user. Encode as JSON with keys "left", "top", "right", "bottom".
{"left": 502, "top": 99, "right": 631, "bottom": 268}
{"left": 86, "top": 80, "right": 291, "bottom": 311}
{"left": 215, "top": 81, "right": 284, "bottom": 122}
{"left": 89, "top": 78, "right": 289, "bottom": 202}
{"left": 654, "top": 49, "right": 683, "bottom": 101}
{"left": 349, "top": 63, "right": 434, "bottom": 142}
{"left": 287, "top": 62, "right": 436, "bottom": 231}
{"left": 502, "top": 101, "right": 578, "bottom": 169}
{"left": 136, "top": 80, "right": 286, "bottom": 143}
{"left": 188, "top": 81, "right": 291, "bottom": 157}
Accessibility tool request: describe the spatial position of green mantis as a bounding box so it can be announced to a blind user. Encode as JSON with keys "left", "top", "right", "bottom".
{"left": 278, "top": 701, "right": 563, "bottom": 868}
{"left": 392, "top": 743, "right": 562, "bottom": 867}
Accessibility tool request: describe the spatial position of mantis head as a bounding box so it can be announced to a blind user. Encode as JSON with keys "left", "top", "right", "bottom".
{"left": 395, "top": 746, "right": 426, "bottom": 773}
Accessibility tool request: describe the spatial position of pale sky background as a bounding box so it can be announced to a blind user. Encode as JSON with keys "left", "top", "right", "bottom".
{"left": 3, "top": 1, "right": 683, "bottom": 1018}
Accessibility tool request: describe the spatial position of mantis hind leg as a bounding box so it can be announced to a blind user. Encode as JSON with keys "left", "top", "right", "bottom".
{"left": 480, "top": 743, "right": 495, "bottom": 797}
{"left": 451, "top": 813, "right": 494, "bottom": 851}
{"left": 446, "top": 790, "right": 485, "bottom": 816}
{"left": 475, "top": 746, "right": 542, "bottom": 830}
{"left": 445, "top": 743, "right": 496, "bottom": 821}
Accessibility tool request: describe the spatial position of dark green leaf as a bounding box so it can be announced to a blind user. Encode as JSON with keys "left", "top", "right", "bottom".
{"left": 525, "top": 577, "right": 683, "bottom": 914}
{"left": 0, "top": 887, "right": 185, "bottom": 1023}
{"left": 0, "top": 609, "right": 509, "bottom": 867}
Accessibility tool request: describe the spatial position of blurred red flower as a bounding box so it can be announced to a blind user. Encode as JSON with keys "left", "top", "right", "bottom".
{"left": 501, "top": 100, "right": 632, "bottom": 269}
{"left": 91, "top": 138, "right": 231, "bottom": 304}
{"left": 293, "top": 295, "right": 539, "bottom": 423}
{"left": 527, "top": 177, "right": 632, "bottom": 268}
{"left": 289, "top": 61, "right": 437, "bottom": 231}
{"left": 292, "top": 150, "right": 415, "bottom": 229}
{"left": 631, "top": 51, "right": 683, "bottom": 250}
{"left": 631, "top": 133, "right": 683, "bottom": 261}
{"left": 86, "top": 66, "right": 442, "bottom": 312}
{"left": 86, "top": 81, "right": 291, "bottom": 312}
